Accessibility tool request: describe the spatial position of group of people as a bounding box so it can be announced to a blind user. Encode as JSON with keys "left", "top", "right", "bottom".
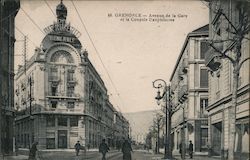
{"left": 27, "top": 139, "right": 133, "bottom": 160}
{"left": 75, "top": 138, "right": 133, "bottom": 160}
{"left": 28, "top": 139, "right": 193, "bottom": 160}
{"left": 98, "top": 139, "right": 133, "bottom": 160}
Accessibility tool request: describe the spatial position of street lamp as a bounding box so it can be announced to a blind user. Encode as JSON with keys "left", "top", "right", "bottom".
{"left": 153, "top": 79, "right": 172, "bottom": 159}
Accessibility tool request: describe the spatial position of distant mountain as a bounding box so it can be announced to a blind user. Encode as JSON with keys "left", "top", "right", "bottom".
{"left": 124, "top": 109, "right": 161, "bottom": 144}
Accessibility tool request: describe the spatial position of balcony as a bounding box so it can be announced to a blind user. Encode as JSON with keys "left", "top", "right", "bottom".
{"left": 178, "top": 85, "right": 188, "bottom": 99}
{"left": 178, "top": 68, "right": 185, "bottom": 81}
{"left": 49, "top": 76, "right": 60, "bottom": 83}
{"left": 205, "top": 43, "right": 223, "bottom": 71}
{"left": 67, "top": 77, "right": 77, "bottom": 86}
{"left": 41, "top": 107, "right": 83, "bottom": 114}
{"left": 47, "top": 93, "right": 80, "bottom": 100}
{"left": 182, "top": 58, "right": 188, "bottom": 73}
{"left": 200, "top": 119, "right": 208, "bottom": 126}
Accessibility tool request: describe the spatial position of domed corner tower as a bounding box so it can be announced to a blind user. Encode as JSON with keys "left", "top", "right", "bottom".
{"left": 33, "top": 0, "right": 88, "bottom": 149}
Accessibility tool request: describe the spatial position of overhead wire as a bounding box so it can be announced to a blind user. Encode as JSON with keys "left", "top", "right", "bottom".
{"left": 20, "top": 0, "right": 125, "bottom": 113}
{"left": 15, "top": 26, "right": 39, "bottom": 48}
{"left": 71, "top": 0, "right": 124, "bottom": 112}
{"left": 44, "top": 0, "right": 57, "bottom": 17}
{"left": 20, "top": 7, "right": 45, "bottom": 35}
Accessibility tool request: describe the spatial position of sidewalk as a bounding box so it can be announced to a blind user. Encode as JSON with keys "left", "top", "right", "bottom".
{"left": 143, "top": 149, "right": 221, "bottom": 160}
{"left": 148, "top": 153, "right": 221, "bottom": 160}
{"left": 4, "top": 148, "right": 117, "bottom": 160}
{"left": 4, "top": 155, "right": 28, "bottom": 160}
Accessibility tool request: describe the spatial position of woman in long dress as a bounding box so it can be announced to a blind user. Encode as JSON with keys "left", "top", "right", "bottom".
{"left": 121, "top": 140, "right": 133, "bottom": 160}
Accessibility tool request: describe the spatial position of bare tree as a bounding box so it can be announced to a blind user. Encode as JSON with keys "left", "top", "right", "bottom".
{"left": 206, "top": 1, "right": 249, "bottom": 159}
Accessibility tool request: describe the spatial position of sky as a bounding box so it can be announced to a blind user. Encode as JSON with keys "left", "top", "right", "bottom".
{"left": 14, "top": 0, "right": 209, "bottom": 113}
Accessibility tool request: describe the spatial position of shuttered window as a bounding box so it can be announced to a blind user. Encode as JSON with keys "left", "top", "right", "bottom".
{"left": 200, "top": 69, "right": 208, "bottom": 88}
{"left": 200, "top": 41, "right": 209, "bottom": 59}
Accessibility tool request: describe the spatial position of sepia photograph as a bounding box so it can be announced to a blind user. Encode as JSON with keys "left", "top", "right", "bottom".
{"left": 0, "top": 0, "right": 249, "bottom": 160}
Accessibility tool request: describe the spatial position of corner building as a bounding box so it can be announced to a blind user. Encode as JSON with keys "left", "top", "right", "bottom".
{"left": 14, "top": 1, "right": 129, "bottom": 149}
{"left": 170, "top": 25, "right": 209, "bottom": 155}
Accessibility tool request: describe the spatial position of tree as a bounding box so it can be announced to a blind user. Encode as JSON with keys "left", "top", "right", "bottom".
{"left": 206, "top": 1, "right": 249, "bottom": 159}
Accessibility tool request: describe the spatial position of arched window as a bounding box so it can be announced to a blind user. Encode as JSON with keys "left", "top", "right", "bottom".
{"left": 50, "top": 50, "right": 74, "bottom": 63}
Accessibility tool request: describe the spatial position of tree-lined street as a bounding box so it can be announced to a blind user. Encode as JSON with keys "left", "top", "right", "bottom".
{"left": 1, "top": 0, "right": 249, "bottom": 160}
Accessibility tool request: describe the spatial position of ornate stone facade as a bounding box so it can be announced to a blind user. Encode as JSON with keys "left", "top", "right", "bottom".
{"left": 14, "top": 1, "right": 129, "bottom": 150}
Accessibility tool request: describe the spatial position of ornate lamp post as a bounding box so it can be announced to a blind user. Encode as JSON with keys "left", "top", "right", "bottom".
{"left": 153, "top": 79, "right": 172, "bottom": 159}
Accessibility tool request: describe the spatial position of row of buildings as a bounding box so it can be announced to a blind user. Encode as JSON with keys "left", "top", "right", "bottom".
{"left": 164, "top": 0, "right": 249, "bottom": 159}
{"left": 1, "top": 0, "right": 129, "bottom": 152}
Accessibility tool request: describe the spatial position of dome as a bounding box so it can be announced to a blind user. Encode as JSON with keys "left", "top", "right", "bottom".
{"left": 56, "top": 0, "right": 67, "bottom": 20}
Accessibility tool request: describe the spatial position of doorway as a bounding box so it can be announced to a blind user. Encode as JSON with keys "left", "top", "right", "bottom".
{"left": 58, "top": 130, "right": 67, "bottom": 148}
{"left": 212, "top": 122, "right": 222, "bottom": 155}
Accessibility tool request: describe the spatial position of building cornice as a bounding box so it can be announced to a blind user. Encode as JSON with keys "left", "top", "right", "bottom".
{"left": 207, "top": 84, "right": 250, "bottom": 111}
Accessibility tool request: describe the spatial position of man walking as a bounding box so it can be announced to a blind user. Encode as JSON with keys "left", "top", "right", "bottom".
{"left": 74, "top": 141, "right": 81, "bottom": 156}
{"left": 179, "top": 142, "right": 185, "bottom": 159}
{"left": 28, "top": 142, "right": 38, "bottom": 160}
{"left": 188, "top": 140, "right": 194, "bottom": 159}
{"left": 99, "top": 139, "right": 110, "bottom": 160}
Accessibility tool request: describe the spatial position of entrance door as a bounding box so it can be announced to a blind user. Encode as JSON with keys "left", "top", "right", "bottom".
{"left": 58, "top": 130, "right": 67, "bottom": 148}
{"left": 212, "top": 122, "right": 222, "bottom": 155}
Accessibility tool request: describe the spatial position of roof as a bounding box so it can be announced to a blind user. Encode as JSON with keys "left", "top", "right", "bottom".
{"left": 191, "top": 24, "right": 209, "bottom": 33}
{"left": 169, "top": 24, "right": 209, "bottom": 81}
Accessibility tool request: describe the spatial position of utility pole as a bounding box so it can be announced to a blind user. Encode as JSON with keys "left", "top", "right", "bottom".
{"left": 23, "top": 36, "right": 27, "bottom": 74}
{"left": 181, "top": 106, "right": 185, "bottom": 160}
{"left": 164, "top": 85, "right": 171, "bottom": 159}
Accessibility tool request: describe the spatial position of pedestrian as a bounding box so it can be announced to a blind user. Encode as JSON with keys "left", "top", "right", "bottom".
{"left": 87, "top": 143, "right": 90, "bottom": 150}
{"left": 121, "top": 139, "right": 133, "bottom": 160}
{"left": 189, "top": 140, "right": 194, "bottom": 159}
{"left": 179, "top": 142, "right": 184, "bottom": 159}
{"left": 28, "top": 142, "right": 38, "bottom": 160}
{"left": 15, "top": 142, "right": 19, "bottom": 156}
{"left": 74, "top": 141, "right": 81, "bottom": 156}
{"left": 99, "top": 139, "right": 110, "bottom": 160}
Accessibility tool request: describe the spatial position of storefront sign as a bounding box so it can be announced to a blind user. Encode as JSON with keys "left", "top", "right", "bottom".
{"left": 49, "top": 35, "right": 76, "bottom": 43}
{"left": 44, "top": 22, "right": 81, "bottom": 38}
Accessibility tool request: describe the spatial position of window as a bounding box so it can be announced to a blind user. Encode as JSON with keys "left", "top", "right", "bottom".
{"left": 51, "top": 86, "right": 57, "bottom": 96}
{"left": 200, "top": 69, "right": 208, "bottom": 88}
{"left": 67, "top": 102, "right": 75, "bottom": 109}
{"left": 200, "top": 98, "right": 208, "bottom": 118}
{"left": 58, "top": 117, "right": 67, "bottom": 126}
{"left": 200, "top": 41, "right": 209, "bottom": 59}
{"left": 50, "top": 68, "right": 58, "bottom": 81}
{"left": 67, "top": 86, "right": 74, "bottom": 97}
{"left": 51, "top": 101, "right": 57, "bottom": 109}
{"left": 46, "top": 138, "right": 55, "bottom": 149}
{"left": 201, "top": 128, "right": 208, "bottom": 148}
{"left": 70, "top": 117, "right": 78, "bottom": 127}
{"left": 67, "top": 70, "right": 74, "bottom": 81}
{"left": 46, "top": 116, "right": 55, "bottom": 127}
